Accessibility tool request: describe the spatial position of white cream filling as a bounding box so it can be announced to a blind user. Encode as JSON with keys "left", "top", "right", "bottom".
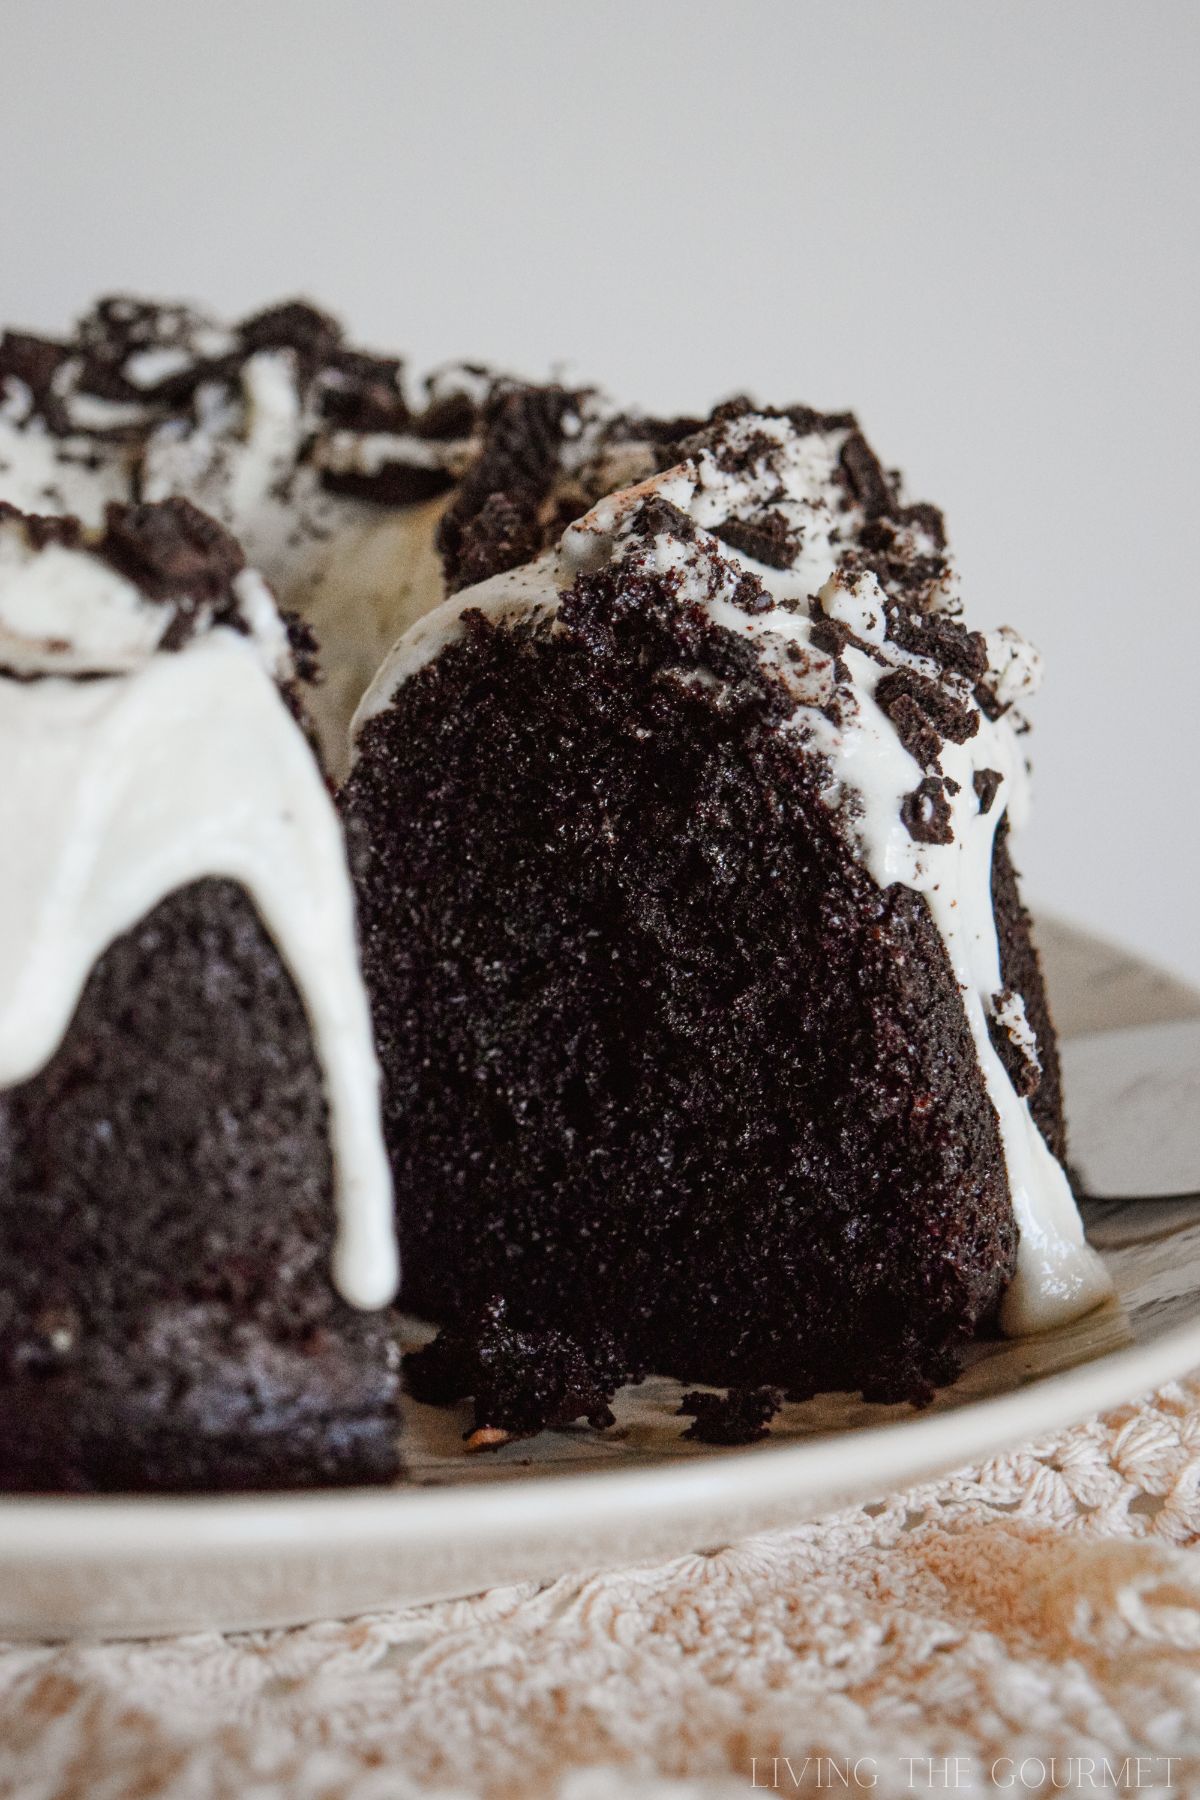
{"left": 357, "top": 417, "right": 1110, "bottom": 1337}
{"left": 0, "top": 620, "right": 397, "bottom": 1311}
{"left": 318, "top": 428, "right": 474, "bottom": 478}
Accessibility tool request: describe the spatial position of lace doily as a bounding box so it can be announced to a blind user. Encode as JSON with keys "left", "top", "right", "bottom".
{"left": 2, "top": 1375, "right": 1199, "bottom": 1798}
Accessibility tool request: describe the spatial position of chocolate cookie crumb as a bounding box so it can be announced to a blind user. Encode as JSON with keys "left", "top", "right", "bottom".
{"left": 450, "top": 492, "right": 549, "bottom": 593}
{"left": 94, "top": 498, "right": 247, "bottom": 649}
{"left": 875, "top": 668, "right": 979, "bottom": 768}
{"left": 0, "top": 332, "right": 71, "bottom": 428}
{"left": 973, "top": 768, "right": 1003, "bottom": 814}
{"left": 437, "top": 385, "right": 584, "bottom": 593}
{"left": 715, "top": 510, "right": 802, "bottom": 571}
{"left": 239, "top": 299, "right": 342, "bottom": 371}
{"left": 839, "top": 431, "right": 894, "bottom": 519}
{"left": 900, "top": 777, "right": 955, "bottom": 845}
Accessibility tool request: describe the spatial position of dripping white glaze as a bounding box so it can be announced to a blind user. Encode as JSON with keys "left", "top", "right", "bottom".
{"left": 0, "top": 531, "right": 398, "bottom": 1312}
{"left": 357, "top": 411, "right": 1111, "bottom": 1336}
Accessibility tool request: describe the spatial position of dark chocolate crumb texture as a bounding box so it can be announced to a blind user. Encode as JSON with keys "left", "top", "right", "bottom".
{"left": 0, "top": 498, "right": 400, "bottom": 1490}
{"left": 345, "top": 400, "right": 1111, "bottom": 1410}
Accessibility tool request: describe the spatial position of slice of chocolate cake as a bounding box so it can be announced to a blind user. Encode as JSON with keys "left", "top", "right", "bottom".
{"left": 0, "top": 498, "right": 401, "bottom": 1491}
{"left": 344, "top": 404, "right": 1110, "bottom": 1408}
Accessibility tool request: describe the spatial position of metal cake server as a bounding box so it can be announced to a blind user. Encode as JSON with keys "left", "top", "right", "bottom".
{"left": 1061, "top": 1018, "right": 1200, "bottom": 1203}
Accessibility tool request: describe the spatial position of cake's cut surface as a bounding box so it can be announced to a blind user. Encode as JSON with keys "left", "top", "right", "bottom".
{"left": 0, "top": 498, "right": 399, "bottom": 1491}
{"left": 345, "top": 402, "right": 1110, "bottom": 1405}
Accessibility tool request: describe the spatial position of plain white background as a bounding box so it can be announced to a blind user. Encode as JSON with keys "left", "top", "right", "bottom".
{"left": 4, "top": 0, "right": 1197, "bottom": 982}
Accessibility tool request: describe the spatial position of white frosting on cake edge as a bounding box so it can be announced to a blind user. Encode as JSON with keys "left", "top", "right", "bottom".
{"left": 0, "top": 543, "right": 398, "bottom": 1313}
{"left": 355, "top": 413, "right": 1111, "bottom": 1338}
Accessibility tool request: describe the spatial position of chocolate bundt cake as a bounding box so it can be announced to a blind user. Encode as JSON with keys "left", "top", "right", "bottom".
{"left": 0, "top": 289, "right": 1112, "bottom": 1466}
{"left": 0, "top": 497, "right": 400, "bottom": 1491}
{"left": 345, "top": 403, "right": 1111, "bottom": 1406}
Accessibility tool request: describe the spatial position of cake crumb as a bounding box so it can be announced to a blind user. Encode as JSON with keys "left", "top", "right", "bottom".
{"left": 678, "top": 1386, "right": 783, "bottom": 1446}
{"left": 403, "top": 1296, "right": 632, "bottom": 1447}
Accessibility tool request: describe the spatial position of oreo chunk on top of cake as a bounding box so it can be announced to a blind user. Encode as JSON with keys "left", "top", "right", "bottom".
{"left": 345, "top": 406, "right": 1109, "bottom": 1413}
{"left": 0, "top": 497, "right": 400, "bottom": 1491}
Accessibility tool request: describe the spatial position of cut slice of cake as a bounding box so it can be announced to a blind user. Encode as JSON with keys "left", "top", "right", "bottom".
{"left": 344, "top": 402, "right": 1111, "bottom": 1411}
{"left": 0, "top": 497, "right": 401, "bottom": 1491}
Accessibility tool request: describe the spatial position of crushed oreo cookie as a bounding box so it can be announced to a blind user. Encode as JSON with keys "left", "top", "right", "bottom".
{"left": 881, "top": 600, "right": 987, "bottom": 681}
{"left": 900, "top": 777, "right": 955, "bottom": 845}
{"left": 95, "top": 498, "right": 246, "bottom": 648}
{"left": 715, "top": 509, "right": 802, "bottom": 571}
{"left": 875, "top": 668, "right": 980, "bottom": 769}
{"left": 239, "top": 299, "right": 342, "bottom": 370}
{"left": 320, "top": 349, "right": 408, "bottom": 434}
{"left": 839, "top": 430, "right": 895, "bottom": 520}
{"left": 973, "top": 768, "right": 1003, "bottom": 815}
{"left": 449, "top": 491, "right": 548, "bottom": 593}
{"left": 437, "top": 384, "right": 584, "bottom": 592}
{"left": 0, "top": 333, "right": 71, "bottom": 429}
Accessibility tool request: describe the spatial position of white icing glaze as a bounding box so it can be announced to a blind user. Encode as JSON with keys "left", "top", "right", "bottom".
{"left": 357, "top": 412, "right": 1110, "bottom": 1336}
{"left": 0, "top": 544, "right": 397, "bottom": 1312}
{"left": 0, "top": 399, "right": 131, "bottom": 530}
{"left": 0, "top": 525, "right": 171, "bottom": 673}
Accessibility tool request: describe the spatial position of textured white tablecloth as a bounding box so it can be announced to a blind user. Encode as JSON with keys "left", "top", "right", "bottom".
{"left": 2, "top": 1373, "right": 1198, "bottom": 1798}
